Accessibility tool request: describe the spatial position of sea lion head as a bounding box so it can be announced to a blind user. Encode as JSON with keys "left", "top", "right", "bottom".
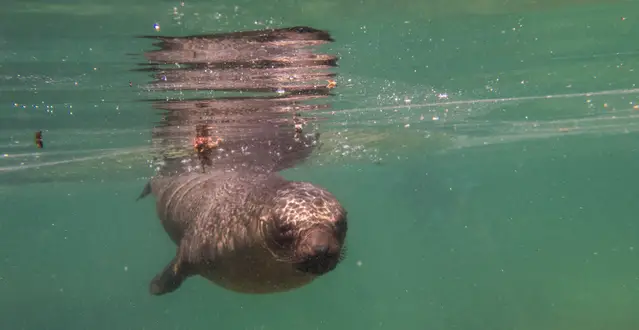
{"left": 262, "top": 181, "right": 347, "bottom": 276}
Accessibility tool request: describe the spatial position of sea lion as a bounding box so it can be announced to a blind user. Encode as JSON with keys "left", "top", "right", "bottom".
{"left": 138, "top": 170, "right": 348, "bottom": 295}
{"left": 136, "top": 26, "right": 346, "bottom": 296}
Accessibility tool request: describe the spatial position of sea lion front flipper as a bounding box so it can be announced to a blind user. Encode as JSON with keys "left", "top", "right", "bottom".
{"left": 149, "top": 230, "right": 206, "bottom": 296}
{"left": 149, "top": 256, "right": 188, "bottom": 295}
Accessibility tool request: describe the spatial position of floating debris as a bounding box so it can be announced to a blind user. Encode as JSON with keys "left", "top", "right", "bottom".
{"left": 35, "top": 131, "right": 43, "bottom": 148}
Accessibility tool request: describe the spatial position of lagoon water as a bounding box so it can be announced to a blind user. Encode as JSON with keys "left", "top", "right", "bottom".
{"left": 1, "top": 0, "right": 639, "bottom": 329}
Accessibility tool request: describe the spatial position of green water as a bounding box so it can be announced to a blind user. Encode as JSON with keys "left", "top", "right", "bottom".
{"left": 2, "top": 0, "right": 639, "bottom": 329}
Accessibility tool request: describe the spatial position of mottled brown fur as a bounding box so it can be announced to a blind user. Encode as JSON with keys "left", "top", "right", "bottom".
{"left": 143, "top": 170, "right": 347, "bottom": 295}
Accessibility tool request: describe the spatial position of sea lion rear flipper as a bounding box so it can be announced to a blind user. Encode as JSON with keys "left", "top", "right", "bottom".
{"left": 149, "top": 254, "right": 192, "bottom": 295}
{"left": 136, "top": 181, "right": 152, "bottom": 201}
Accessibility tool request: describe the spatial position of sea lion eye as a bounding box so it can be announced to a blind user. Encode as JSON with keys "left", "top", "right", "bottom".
{"left": 278, "top": 223, "right": 293, "bottom": 233}
{"left": 275, "top": 223, "right": 295, "bottom": 247}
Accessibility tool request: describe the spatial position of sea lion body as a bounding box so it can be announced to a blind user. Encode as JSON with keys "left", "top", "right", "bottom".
{"left": 142, "top": 169, "right": 347, "bottom": 295}
{"left": 137, "top": 25, "right": 347, "bottom": 296}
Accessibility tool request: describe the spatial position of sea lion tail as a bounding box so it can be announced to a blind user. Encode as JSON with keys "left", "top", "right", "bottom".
{"left": 136, "top": 181, "right": 152, "bottom": 201}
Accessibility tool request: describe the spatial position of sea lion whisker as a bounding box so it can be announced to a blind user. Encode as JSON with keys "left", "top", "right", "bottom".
{"left": 339, "top": 246, "right": 348, "bottom": 261}
{"left": 272, "top": 254, "right": 297, "bottom": 263}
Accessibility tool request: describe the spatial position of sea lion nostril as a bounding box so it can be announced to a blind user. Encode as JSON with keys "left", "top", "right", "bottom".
{"left": 313, "top": 245, "right": 329, "bottom": 255}
{"left": 296, "top": 246, "right": 338, "bottom": 275}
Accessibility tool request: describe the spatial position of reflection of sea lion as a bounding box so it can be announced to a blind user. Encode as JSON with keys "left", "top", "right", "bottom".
{"left": 138, "top": 170, "right": 348, "bottom": 295}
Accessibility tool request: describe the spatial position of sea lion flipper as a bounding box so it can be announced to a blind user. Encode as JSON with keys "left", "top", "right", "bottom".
{"left": 149, "top": 255, "right": 190, "bottom": 295}
{"left": 136, "top": 181, "right": 152, "bottom": 201}
{"left": 149, "top": 231, "right": 204, "bottom": 296}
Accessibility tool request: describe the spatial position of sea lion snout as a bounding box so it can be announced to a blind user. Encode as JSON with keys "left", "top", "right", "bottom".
{"left": 294, "top": 226, "right": 342, "bottom": 275}
{"left": 267, "top": 182, "right": 348, "bottom": 276}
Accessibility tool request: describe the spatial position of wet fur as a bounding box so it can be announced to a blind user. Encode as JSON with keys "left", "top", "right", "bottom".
{"left": 142, "top": 170, "right": 346, "bottom": 294}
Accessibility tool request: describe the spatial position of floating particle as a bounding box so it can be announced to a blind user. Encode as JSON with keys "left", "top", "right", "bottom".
{"left": 154, "top": 23, "right": 160, "bottom": 31}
